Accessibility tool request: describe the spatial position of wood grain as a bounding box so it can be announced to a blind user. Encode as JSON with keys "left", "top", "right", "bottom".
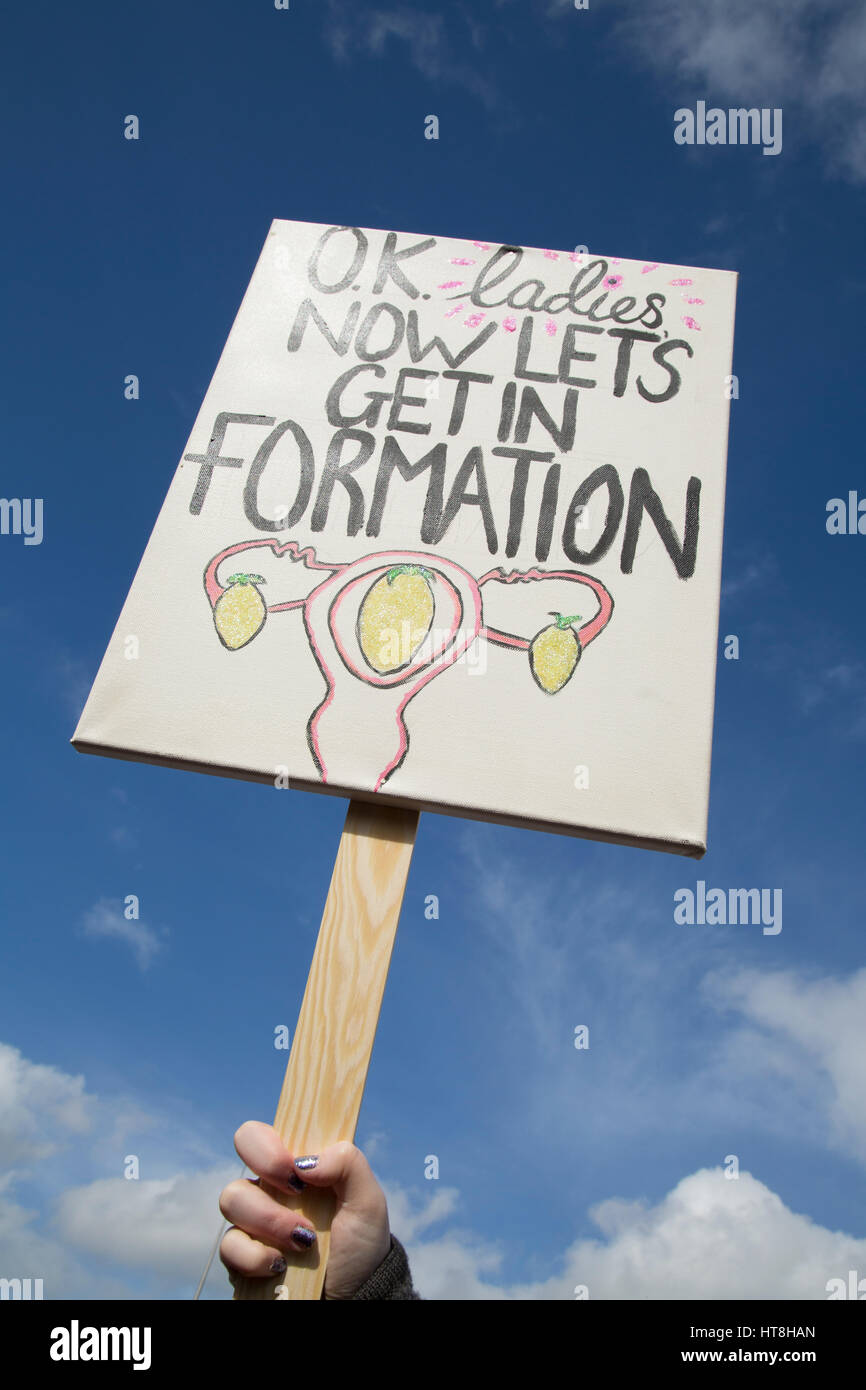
{"left": 232, "top": 799, "right": 419, "bottom": 1301}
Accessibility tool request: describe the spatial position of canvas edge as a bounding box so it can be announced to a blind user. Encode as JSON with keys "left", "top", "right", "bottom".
{"left": 70, "top": 735, "right": 707, "bottom": 859}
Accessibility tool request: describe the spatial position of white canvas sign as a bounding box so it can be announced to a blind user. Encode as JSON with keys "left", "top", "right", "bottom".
{"left": 73, "top": 219, "right": 737, "bottom": 856}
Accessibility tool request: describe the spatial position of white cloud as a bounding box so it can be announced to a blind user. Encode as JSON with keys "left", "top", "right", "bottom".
{"left": 402, "top": 1166, "right": 866, "bottom": 1299}
{"left": 0, "top": 1175, "right": 127, "bottom": 1299}
{"left": 358, "top": 1128, "right": 388, "bottom": 1163}
{"left": 323, "top": 2, "right": 501, "bottom": 110}
{"left": 456, "top": 832, "right": 866, "bottom": 1164}
{"left": 616, "top": 0, "right": 866, "bottom": 183}
{"left": 404, "top": 1228, "right": 510, "bottom": 1300}
{"left": 721, "top": 554, "right": 778, "bottom": 603}
{"left": 321, "top": 0, "right": 866, "bottom": 179}
{"left": 54, "top": 1166, "right": 238, "bottom": 1282}
{"left": 387, "top": 1165, "right": 866, "bottom": 1299}
{"left": 1, "top": 1035, "right": 864, "bottom": 1301}
{"left": 704, "top": 966, "right": 866, "bottom": 1164}
{"left": 382, "top": 1179, "right": 460, "bottom": 1241}
{"left": 0, "top": 1043, "right": 93, "bottom": 1163}
{"left": 0, "top": 1039, "right": 234, "bottom": 1297}
{"left": 797, "top": 661, "right": 866, "bottom": 739}
{"left": 82, "top": 898, "right": 165, "bottom": 971}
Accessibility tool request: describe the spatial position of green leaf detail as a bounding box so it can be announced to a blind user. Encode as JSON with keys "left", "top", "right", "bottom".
{"left": 386, "top": 564, "right": 435, "bottom": 585}
{"left": 226, "top": 572, "right": 266, "bottom": 586}
{"left": 554, "top": 612, "right": 582, "bottom": 629}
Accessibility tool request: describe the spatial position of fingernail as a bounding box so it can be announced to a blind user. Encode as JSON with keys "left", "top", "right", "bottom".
{"left": 291, "top": 1226, "right": 316, "bottom": 1248}
{"left": 270, "top": 1256, "right": 287, "bottom": 1274}
{"left": 294, "top": 1155, "right": 319, "bottom": 1171}
{"left": 287, "top": 1173, "right": 305, "bottom": 1193}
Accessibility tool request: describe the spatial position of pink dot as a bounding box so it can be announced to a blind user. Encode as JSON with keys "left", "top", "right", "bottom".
{"left": 503, "top": 316, "right": 518, "bottom": 333}
{"left": 682, "top": 315, "right": 701, "bottom": 331}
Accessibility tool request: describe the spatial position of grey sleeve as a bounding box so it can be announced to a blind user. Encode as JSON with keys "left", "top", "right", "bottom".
{"left": 350, "top": 1235, "right": 422, "bottom": 1300}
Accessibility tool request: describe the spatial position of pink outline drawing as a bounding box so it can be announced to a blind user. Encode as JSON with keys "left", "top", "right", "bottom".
{"left": 204, "top": 540, "right": 614, "bottom": 791}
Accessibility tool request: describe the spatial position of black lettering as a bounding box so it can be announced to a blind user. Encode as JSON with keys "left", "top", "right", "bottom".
{"left": 620, "top": 468, "right": 700, "bottom": 577}
{"left": 308, "top": 226, "right": 368, "bottom": 294}
{"left": 372, "top": 232, "right": 437, "bottom": 298}
{"left": 638, "top": 293, "right": 666, "bottom": 330}
{"left": 442, "top": 370, "right": 494, "bottom": 435}
{"left": 405, "top": 310, "right": 498, "bottom": 368}
{"left": 310, "top": 428, "right": 374, "bottom": 535}
{"left": 515, "top": 317, "right": 558, "bottom": 383}
{"left": 325, "top": 363, "right": 389, "bottom": 428}
{"left": 387, "top": 368, "right": 436, "bottom": 434}
{"left": 557, "top": 322, "right": 602, "bottom": 386}
{"left": 287, "top": 297, "right": 360, "bottom": 356}
{"left": 355, "top": 302, "right": 405, "bottom": 362}
{"left": 432, "top": 446, "right": 498, "bottom": 552}
{"left": 586, "top": 294, "right": 611, "bottom": 323}
{"left": 491, "top": 447, "right": 555, "bottom": 559}
{"left": 567, "top": 261, "right": 607, "bottom": 314}
{"left": 536, "top": 462, "right": 561, "bottom": 562}
{"left": 608, "top": 296, "right": 637, "bottom": 322}
{"left": 497, "top": 380, "right": 517, "bottom": 441}
{"left": 243, "top": 420, "right": 314, "bottom": 530}
{"left": 185, "top": 412, "right": 274, "bottom": 514}
{"left": 458, "top": 245, "right": 523, "bottom": 308}
{"left": 561, "top": 464, "right": 624, "bottom": 564}
{"left": 366, "top": 436, "right": 448, "bottom": 540}
{"left": 607, "top": 329, "right": 661, "bottom": 397}
{"left": 514, "top": 386, "right": 578, "bottom": 452}
{"left": 637, "top": 339, "right": 693, "bottom": 403}
{"left": 507, "top": 279, "right": 547, "bottom": 311}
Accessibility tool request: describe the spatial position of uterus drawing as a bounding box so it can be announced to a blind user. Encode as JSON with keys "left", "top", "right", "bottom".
{"left": 204, "top": 538, "right": 614, "bottom": 791}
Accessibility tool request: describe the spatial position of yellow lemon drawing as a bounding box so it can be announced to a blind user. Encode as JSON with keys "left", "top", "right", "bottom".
{"left": 358, "top": 565, "right": 435, "bottom": 674}
{"left": 213, "top": 573, "right": 267, "bottom": 650}
{"left": 529, "top": 612, "right": 582, "bottom": 693}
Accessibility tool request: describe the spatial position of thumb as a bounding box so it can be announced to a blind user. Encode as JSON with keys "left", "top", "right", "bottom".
{"left": 293, "top": 1140, "right": 386, "bottom": 1214}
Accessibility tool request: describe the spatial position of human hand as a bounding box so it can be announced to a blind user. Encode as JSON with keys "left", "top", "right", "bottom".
{"left": 219, "top": 1121, "right": 392, "bottom": 1299}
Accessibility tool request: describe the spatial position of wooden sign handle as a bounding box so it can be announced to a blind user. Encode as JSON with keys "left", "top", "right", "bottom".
{"left": 232, "top": 798, "right": 419, "bottom": 1301}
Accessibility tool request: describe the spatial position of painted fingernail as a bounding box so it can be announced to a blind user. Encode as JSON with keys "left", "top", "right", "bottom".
{"left": 294, "top": 1155, "right": 319, "bottom": 1171}
{"left": 291, "top": 1226, "right": 316, "bottom": 1248}
{"left": 287, "top": 1173, "right": 305, "bottom": 1193}
{"left": 270, "top": 1256, "right": 287, "bottom": 1274}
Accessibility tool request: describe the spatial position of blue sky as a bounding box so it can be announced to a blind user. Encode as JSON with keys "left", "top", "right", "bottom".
{"left": 1, "top": 0, "right": 865, "bottom": 1299}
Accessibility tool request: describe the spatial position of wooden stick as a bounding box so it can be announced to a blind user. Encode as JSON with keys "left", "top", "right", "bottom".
{"left": 232, "top": 799, "right": 419, "bottom": 1301}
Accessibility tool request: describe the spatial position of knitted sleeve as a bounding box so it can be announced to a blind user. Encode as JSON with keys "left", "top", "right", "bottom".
{"left": 349, "top": 1235, "right": 422, "bottom": 1300}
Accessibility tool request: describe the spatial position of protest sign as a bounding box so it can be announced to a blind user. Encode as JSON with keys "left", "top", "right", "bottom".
{"left": 74, "top": 219, "right": 737, "bottom": 857}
